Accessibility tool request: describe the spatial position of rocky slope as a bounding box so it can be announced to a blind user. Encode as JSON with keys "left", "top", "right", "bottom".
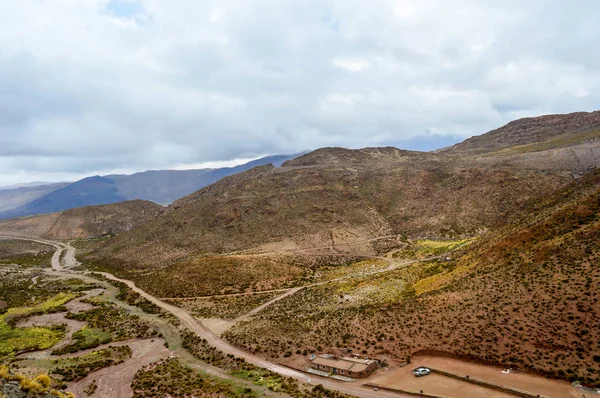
{"left": 442, "top": 110, "right": 600, "bottom": 154}
{"left": 0, "top": 200, "right": 162, "bottom": 240}
{"left": 88, "top": 152, "right": 574, "bottom": 270}
{"left": 87, "top": 110, "right": 600, "bottom": 271}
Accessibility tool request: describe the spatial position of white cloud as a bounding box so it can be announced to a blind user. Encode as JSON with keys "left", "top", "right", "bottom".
{"left": 0, "top": 0, "right": 599, "bottom": 184}
{"left": 332, "top": 59, "right": 370, "bottom": 72}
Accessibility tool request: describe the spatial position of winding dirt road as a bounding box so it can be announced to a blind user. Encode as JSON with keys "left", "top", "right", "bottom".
{"left": 10, "top": 236, "right": 412, "bottom": 398}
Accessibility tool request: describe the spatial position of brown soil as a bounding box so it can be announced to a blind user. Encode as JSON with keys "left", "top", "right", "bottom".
{"left": 407, "top": 354, "right": 581, "bottom": 398}
{"left": 370, "top": 354, "right": 586, "bottom": 398}
{"left": 371, "top": 367, "right": 515, "bottom": 398}
{"left": 201, "top": 318, "right": 235, "bottom": 336}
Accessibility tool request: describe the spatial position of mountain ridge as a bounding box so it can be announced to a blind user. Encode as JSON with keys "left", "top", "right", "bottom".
{"left": 0, "top": 154, "right": 299, "bottom": 219}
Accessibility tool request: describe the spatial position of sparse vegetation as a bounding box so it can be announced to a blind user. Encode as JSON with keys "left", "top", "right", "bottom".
{"left": 131, "top": 358, "right": 255, "bottom": 398}
{"left": 51, "top": 327, "right": 112, "bottom": 355}
{"left": 392, "top": 238, "right": 473, "bottom": 260}
{"left": 63, "top": 302, "right": 158, "bottom": 344}
{"left": 0, "top": 239, "right": 53, "bottom": 268}
{"left": 52, "top": 345, "right": 132, "bottom": 381}
{"left": 225, "top": 171, "right": 600, "bottom": 387}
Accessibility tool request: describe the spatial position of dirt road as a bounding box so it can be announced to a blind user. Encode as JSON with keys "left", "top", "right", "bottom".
{"left": 10, "top": 235, "right": 411, "bottom": 398}
{"left": 0, "top": 235, "right": 65, "bottom": 270}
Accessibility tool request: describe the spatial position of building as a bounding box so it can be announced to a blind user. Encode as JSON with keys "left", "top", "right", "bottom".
{"left": 310, "top": 355, "right": 378, "bottom": 378}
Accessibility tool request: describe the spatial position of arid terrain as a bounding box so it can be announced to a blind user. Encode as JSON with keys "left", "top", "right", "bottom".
{"left": 1, "top": 111, "right": 600, "bottom": 398}
{"left": 0, "top": 200, "right": 163, "bottom": 240}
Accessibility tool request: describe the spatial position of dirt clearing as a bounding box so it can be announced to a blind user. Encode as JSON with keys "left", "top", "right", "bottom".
{"left": 370, "top": 354, "right": 583, "bottom": 398}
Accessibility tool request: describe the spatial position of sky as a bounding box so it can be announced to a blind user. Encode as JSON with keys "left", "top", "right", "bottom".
{"left": 1, "top": 0, "right": 599, "bottom": 185}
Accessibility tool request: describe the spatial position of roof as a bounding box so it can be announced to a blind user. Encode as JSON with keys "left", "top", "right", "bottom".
{"left": 312, "top": 356, "right": 376, "bottom": 373}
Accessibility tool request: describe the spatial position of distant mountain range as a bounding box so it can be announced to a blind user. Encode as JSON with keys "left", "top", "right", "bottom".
{"left": 0, "top": 154, "right": 299, "bottom": 219}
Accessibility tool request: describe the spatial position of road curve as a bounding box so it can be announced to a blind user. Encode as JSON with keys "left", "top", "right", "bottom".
{"left": 5, "top": 235, "right": 411, "bottom": 398}
{"left": 0, "top": 235, "right": 64, "bottom": 271}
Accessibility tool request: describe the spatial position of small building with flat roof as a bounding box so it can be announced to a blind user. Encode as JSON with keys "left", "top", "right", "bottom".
{"left": 310, "top": 355, "right": 377, "bottom": 378}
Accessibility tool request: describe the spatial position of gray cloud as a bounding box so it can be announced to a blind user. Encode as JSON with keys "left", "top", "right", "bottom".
{"left": 0, "top": 0, "right": 599, "bottom": 184}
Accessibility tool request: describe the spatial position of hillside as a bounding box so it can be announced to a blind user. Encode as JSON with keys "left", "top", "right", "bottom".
{"left": 443, "top": 110, "right": 600, "bottom": 154}
{"left": 0, "top": 154, "right": 298, "bottom": 219}
{"left": 87, "top": 151, "right": 575, "bottom": 270}
{"left": 0, "top": 200, "right": 162, "bottom": 240}
{"left": 107, "top": 154, "right": 298, "bottom": 205}
{"left": 224, "top": 169, "right": 600, "bottom": 387}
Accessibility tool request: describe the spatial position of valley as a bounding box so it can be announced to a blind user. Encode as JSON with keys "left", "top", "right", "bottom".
{"left": 1, "top": 111, "right": 600, "bottom": 397}
{"left": 1, "top": 229, "right": 594, "bottom": 398}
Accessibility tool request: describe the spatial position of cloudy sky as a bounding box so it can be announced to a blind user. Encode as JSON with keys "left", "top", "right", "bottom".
{"left": 1, "top": 0, "right": 599, "bottom": 185}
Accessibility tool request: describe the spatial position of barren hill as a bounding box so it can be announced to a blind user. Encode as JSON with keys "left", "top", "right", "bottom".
{"left": 87, "top": 110, "right": 600, "bottom": 271}
{"left": 282, "top": 147, "right": 425, "bottom": 166}
{"left": 443, "top": 110, "right": 600, "bottom": 154}
{"left": 0, "top": 200, "right": 162, "bottom": 240}
{"left": 88, "top": 154, "right": 574, "bottom": 270}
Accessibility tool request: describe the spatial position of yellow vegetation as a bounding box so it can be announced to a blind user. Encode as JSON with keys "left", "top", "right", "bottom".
{"left": 0, "top": 365, "right": 73, "bottom": 397}
{"left": 0, "top": 292, "right": 77, "bottom": 358}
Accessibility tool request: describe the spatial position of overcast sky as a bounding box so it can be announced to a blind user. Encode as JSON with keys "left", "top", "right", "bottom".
{"left": 1, "top": 0, "right": 599, "bottom": 185}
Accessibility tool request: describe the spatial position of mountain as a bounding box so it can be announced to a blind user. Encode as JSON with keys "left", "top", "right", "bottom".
{"left": 0, "top": 154, "right": 299, "bottom": 219}
{"left": 85, "top": 110, "right": 600, "bottom": 269}
{"left": 0, "top": 181, "right": 63, "bottom": 190}
{"left": 75, "top": 110, "right": 600, "bottom": 388}
{"left": 0, "top": 183, "right": 69, "bottom": 213}
{"left": 106, "top": 154, "right": 298, "bottom": 205}
{"left": 0, "top": 176, "right": 125, "bottom": 220}
{"left": 0, "top": 200, "right": 163, "bottom": 240}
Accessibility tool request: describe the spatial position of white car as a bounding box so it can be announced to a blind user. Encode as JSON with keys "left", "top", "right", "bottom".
{"left": 412, "top": 367, "right": 431, "bottom": 377}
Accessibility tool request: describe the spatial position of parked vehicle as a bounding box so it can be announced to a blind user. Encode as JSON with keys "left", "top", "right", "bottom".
{"left": 412, "top": 367, "right": 431, "bottom": 377}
